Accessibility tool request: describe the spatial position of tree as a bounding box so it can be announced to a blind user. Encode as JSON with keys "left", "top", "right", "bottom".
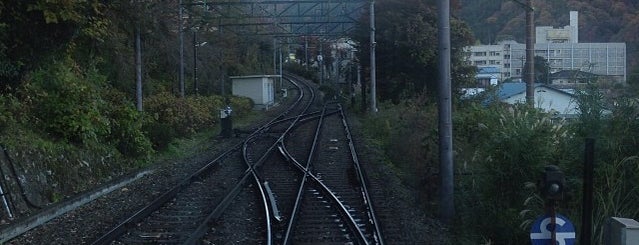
{"left": 353, "top": 0, "right": 474, "bottom": 103}
{"left": 0, "top": 0, "right": 105, "bottom": 91}
{"left": 534, "top": 56, "right": 550, "bottom": 84}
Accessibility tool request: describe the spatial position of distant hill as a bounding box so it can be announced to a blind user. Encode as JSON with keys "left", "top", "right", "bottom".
{"left": 456, "top": 0, "right": 639, "bottom": 82}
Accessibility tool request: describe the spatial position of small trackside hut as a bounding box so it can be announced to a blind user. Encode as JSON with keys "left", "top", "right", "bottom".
{"left": 231, "top": 75, "right": 280, "bottom": 110}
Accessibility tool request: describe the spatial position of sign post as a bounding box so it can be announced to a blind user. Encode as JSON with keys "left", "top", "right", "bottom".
{"left": 530, "top": 214, "right": 576, "bottom": 245}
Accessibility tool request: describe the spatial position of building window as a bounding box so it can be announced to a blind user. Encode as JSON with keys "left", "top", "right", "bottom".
{"left": 504, "top": 63, "right": 510, "bottom": 68}
{"left": 504, "top": 55, "right": 511, "bottom": 59}
{"left": 474, "top": 52, "right": 487, "bottom": 56}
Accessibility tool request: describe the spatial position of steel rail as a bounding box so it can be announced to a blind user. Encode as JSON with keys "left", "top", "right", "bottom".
{"left": 282, "top": 105, "right": 326, "bottom": 244}
{"left": 276, "top": 106, "right": 370, "bottom": 245}
{"left": 280, "top": 145, "right": 370, "bottom": 244}
{"left": 93, "top": 75, "right": 304, "bottom": 245}
{"left": 183, "top": 130, "right": 284, "bottom": 244}
{"left": 233, "top": 74, "right": 315, "bottom": 244}
{"left": 339, "top": 104, "right": 385, "bottom": 245}
{"left": 184, "top": 74, "right": 316, "bottom": 244}
{"left": 243, "top": 139, "right": 274, "bottom": 245}
{"left": 253, "top": 74, "right": 316, "bottom": 242}
{"left": 91, "top": 143, "right": 243, "bottom": 245}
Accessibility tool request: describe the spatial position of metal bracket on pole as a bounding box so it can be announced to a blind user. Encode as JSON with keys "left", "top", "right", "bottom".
{"left": 511, "top": 0, "right": 534, "bottom": 11}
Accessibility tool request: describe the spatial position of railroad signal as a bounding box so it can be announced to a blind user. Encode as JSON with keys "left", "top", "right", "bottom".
{"left": 540, "top": 165, "right": 565, "bottom": 201}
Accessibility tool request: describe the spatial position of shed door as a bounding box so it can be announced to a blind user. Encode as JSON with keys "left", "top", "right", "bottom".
{"left": 265, "top": 81, "right": 273, "bottom": 104}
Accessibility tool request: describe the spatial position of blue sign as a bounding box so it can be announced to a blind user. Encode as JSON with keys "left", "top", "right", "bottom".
{"left": 530, "top": 214, "right": 576, "bottom": 245}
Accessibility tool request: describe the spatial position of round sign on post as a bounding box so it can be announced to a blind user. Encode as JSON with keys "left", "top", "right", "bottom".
{"left": 530, "top": 214, "right": 576, "bottom": 245}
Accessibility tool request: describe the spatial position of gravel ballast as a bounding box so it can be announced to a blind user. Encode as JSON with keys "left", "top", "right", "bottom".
{"left": 1, "top": 106, "right": 450, "bottom": 244}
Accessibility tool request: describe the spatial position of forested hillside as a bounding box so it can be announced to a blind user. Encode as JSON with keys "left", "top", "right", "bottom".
{"left": 0, "top": 1, "right": 269, "bottom": 203}
{"left": 457, "top": 0, "right": 639, "bottom": 82}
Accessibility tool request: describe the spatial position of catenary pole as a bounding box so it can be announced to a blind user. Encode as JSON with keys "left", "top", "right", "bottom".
{"left": 279, "top": 46, "right": 283, "bottom": 87}
{"left": 320, "top": 42, "right": 324, "bottom": 85}
{"left": 135, "top": 23, "right": 143, "bottom": 111}
{"left": 437, "top": 0, "right": 454, "bottom": 225}
{"left": 581, "top": 138, "right": 594, "bottom": 245}
{"left": 305, "top": 36, "right": 309, "bottom": 68}
{"left": 369, "top": 0, "right": 377, "bottom": 113}
{"left": 179, "top": 0, "right": 185, "bottom": 98}
{"left": 193, "top": 31, "right": 198, "bottom": 95}
{"left": 525, "top": 0, "right": 535, "bottom": 105}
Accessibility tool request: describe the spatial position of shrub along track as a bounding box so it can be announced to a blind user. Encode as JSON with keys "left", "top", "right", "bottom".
{"left": 3, "top": 74, "right": 450, "bottom": 244}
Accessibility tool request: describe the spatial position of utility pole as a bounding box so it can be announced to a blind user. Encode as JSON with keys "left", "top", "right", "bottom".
{"left": 581, "top": 138, "right": 595, "bottom": 245}
{"left": 437, "top": 0, "right": 454, "bottom": 225}
{"left": 305, "top": 36, "right": 309, "bottom": 69}
{"left": 512, "top": 0, "right": 535, "bottom": 105}
{"left": 193, "top": 31, "right": 198, "bottom": 95}
{"left": 279, "top": 46, "right": 283, "bottom": 87}
{"left": 179, "top": 0, "right": 185, "bottom": 98}
{"left": 320, "top": 42, "right": 324, "bottom": 85}
{"left": 525, "top": 0, "right": 535, "bottom": 106}
{"left": 369, "top": 0, "right": 377, "bottom": 113}
{"left": 220, "top": 54, "right": 225, "bottom": 96}
{"left": 273, "top": 38, "right": 277, "bottom": 75}
{"left": 135, "top": 23, "right": 143, "bottom": 112}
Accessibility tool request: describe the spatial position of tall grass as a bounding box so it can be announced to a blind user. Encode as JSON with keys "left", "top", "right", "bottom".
{"left": 354, "top": 83, "right": 639, "bottom": 243}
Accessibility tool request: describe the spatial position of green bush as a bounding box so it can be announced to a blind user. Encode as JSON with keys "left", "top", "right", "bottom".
{"left": 18, "top": 59, "right": 154, "bottom": 159}
{"left": 359, "top": 100, "right": 440, "bottom": 208}
{"left": 573, "top": 93, "right": 639, "bottom": 243}
{"left": 228, "top": 96, "right": 253, "bottom": 117}
{"left": 21, "top": 59, "right": 110, "bottom": 144}
{"left": 145, "top": 122, "right": 177, "bottom": 150}
{"left": 357, "top": 84, "right": 639, "bottom": 244}
{"left": 145, "top": 93, "right": 196, "bottom": 149}
{"left": 0, "top": 94, "right": 22, "bottom": 132}
{"left": 452, "top": 86, "right": 639, "bottom": 244}
{"left": 102, "top": 89, "right": 154, "bottom": 159}
{"left": 144, "top": 93, "right": 251, "bottom": 149}
{"left": 454, "top": 103, "right": 574, "bottom": 243}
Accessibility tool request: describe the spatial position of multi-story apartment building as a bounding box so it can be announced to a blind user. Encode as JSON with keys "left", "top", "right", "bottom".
{"left": 465, "top": 11, "right": 626, "bottom": 84}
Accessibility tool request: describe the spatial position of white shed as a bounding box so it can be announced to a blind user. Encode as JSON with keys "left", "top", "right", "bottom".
{"left": 231, "top": 75, "right": 280, "bottom": 109}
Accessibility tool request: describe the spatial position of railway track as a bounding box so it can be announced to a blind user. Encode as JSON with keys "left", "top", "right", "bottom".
{"left": 92, "top": 74, "right": 384, "bottom": 244}
{"left": 276, "top": 103, "right": 383, "bottom": 245}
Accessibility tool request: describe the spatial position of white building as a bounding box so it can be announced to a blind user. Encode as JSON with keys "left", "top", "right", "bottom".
{"left": 465, "top": 11, "right": 626, "bottom": 84}
{"left": 231, "top": 75, "right": 279, "bottom": 110}
{"left": 536, "top": 11, "right": 579, "bottom": 44}
{"left": 497, "top": 83, "right": 578, "bottom": 117}
{"left": 467, "top": 45, "right": 504, "bottom": 68}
